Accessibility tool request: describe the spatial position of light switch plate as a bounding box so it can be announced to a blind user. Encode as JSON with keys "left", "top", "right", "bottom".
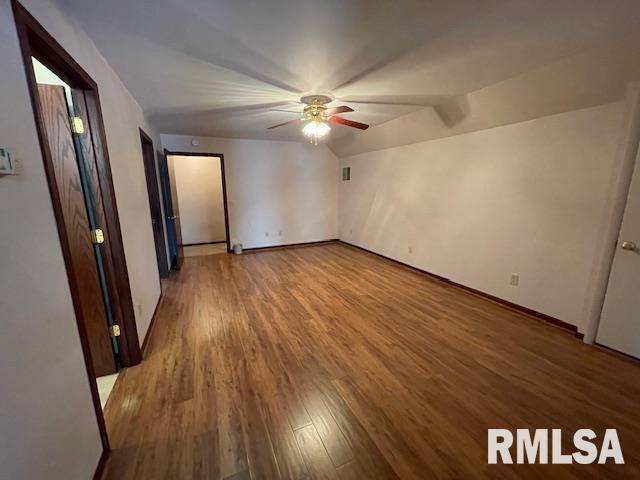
{"left": 0, "top": 147, "right": 16, "bottom": 175}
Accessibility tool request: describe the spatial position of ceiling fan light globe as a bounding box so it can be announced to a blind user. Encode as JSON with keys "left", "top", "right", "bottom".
{"left": 301, "top": 120, "right": 330, "bottom": 137}
{"left": 302, "top": 120, "right": 330, "bottom": 141}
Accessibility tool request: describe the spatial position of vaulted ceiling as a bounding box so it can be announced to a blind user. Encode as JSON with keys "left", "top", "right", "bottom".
{"left": 59, "top": 0, "right": 640, "bottom": 144}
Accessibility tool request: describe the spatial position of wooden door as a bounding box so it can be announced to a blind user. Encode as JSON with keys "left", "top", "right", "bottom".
{"left": 166, "top": 153, "right": 184, "bottom": 269}
{"left": 71, "top": 88, "right": 128, "bottom": 360}
{"left": 140, "top": 131, "right": 168, "bottom": 277}
{"left": 37, "top": 84, "right": 116, "bottom": 376}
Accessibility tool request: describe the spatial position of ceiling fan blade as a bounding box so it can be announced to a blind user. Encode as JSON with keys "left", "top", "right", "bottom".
{"left": 330, "top": 116, "right": 369, "bottom": 130}
{"left": 267, "top": 109, "right": 301, "bottom": 113}
{"left": 324, "top": 105, "right": 354, "bottom": 116}
{"left": 267, "top": 118, "right": 302, "bottom": 130}
{"left": 210, "top": 101, "right": 297, "bottom": 114}
{"left": 337, "top": 94, "right": 448, "bottom": 107}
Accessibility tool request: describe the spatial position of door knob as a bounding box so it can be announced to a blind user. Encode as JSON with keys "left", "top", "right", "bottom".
{"left": 621, "top": 241, "right": 637, "bottom": 251}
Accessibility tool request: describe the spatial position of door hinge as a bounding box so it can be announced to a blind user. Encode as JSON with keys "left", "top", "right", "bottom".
{"left": 91, "top": 228, "right": 105, "bottom": 244}
{"left": 109, "top": 324, "right": 121, "bottom": 337}
{"left": 70, "top": 116, "right": 85, "bottom": 134}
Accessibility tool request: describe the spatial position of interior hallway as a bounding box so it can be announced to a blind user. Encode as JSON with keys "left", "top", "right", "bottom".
{"left": 184, "top": 243, "right": 228, "bottom": 257}
{"left": 102, "top": 243, "right": 640, "bottom": 479}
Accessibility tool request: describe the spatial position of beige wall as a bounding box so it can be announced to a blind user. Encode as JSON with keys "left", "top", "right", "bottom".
{"left": 173, "top": 155, "right": 226, "bottom": 244}
{"left": 338, "top": 103, "right": 625, "bottom": 330}
{"left": 0, "top": 0, "right": 161, "bottom": 478}
{"left": 162, "top": 135, "right": 339, "bottom": 249}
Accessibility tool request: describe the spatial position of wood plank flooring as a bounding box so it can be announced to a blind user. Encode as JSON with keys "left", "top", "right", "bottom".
{"left": 103, "top": 243, "right": 640, "bottom": 479}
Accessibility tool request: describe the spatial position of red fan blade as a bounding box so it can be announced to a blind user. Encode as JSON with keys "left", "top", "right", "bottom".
{"left": 324, "top": 105, "right": 354, "bottom": 116}
{"left": 267, "top": 118, "right": 302, "bottom": 130}
{"left": 330, "top": 115, "right": 369, "bottom": 130}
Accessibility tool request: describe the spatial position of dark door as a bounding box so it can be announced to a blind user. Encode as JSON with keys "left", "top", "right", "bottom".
{"left": 37, "top": 84, "right": 116, "bottom": 376}
{"left": 140, "top": 130, "right": 168, "bottom": 278}
{"left": 158, "top": 152, "right": 178, "bottom": 267}
{"left": 166, "top": 153, "right": 184, "bottom": 269}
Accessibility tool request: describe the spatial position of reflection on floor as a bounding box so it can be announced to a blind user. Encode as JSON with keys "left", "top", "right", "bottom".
{"left": 183, "top": 242, "right": 227, "bottom": 257}
{"left": 96, "top": 372, "right": 119, "bottom": 409}
{"left": 102, "top": 243, "right": 640, "bottom": 479}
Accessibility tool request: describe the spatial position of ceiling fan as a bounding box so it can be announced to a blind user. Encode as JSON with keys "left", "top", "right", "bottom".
{"left": 267, "top": 94, "right": 369, "bottom": 145}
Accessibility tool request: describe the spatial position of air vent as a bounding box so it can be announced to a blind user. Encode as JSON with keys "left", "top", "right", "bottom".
{"left": 342, "top": 166, "right": 351, "bottom": 181}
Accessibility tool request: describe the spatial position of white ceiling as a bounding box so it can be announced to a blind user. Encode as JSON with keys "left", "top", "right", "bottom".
{"left": 58, "top": 0, "right": 640, "bottom": 143}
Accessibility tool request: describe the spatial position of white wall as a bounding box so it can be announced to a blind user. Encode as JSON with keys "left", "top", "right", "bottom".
{"left": 173, "top": 155, "right": 226, "bottom": 244}
{"left": 330, "top": 43, "right": 640, "bottom": 158}
{"left": 338, "top": 103, "right": 624, "bottom": 330}
{"left": 161, "top": 135, "right": 339, "bottom": 249}
{"left": 0, "top": 0, "right": 161, "bottom": 478}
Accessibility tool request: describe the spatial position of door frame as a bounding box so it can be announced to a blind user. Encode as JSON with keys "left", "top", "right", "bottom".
{"left": 12, "top": 0, "right": 142, "bottom": 460}
{"left": 140, "top": 128, "right": 169, "bottom": 278}
{"left": 164, "top": 150, "right": 232, "bottom": 253}
{"left": 158, "top": 152, "right": 179, "bottom": 267}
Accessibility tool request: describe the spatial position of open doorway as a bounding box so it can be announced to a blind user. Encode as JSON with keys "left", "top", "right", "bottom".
{"left": 31, "top": 57, "right": 122, "bottom": 408}
{"left": 13, "top": 0, "right": 142, "bottom": 463}
{"left": 164, "top": 152, "right": 231, "bottom": 257}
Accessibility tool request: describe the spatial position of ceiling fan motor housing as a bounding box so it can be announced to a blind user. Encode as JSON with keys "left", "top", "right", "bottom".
{"left": 301, "top": 94, "right": 333, "bottom": 122}
{"left": 303, "top": 104, "right": 328, "bottom": 122}
{"left": 300, "top": 93, "right": 334, "bottom": 106}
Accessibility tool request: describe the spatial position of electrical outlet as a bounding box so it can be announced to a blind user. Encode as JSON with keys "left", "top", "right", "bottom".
{"left": 408, "top": 246, "right": 413, "bottom": 254}
{"left": 510, "top": 273, "right": 519, "bottom": 286}
{"left": 265, "top": 231, "right": 269, "bottom": 237}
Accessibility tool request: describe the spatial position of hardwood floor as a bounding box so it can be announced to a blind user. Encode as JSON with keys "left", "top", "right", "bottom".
{"left": 103, "top": 243, "right": 640, "bottom": 479}
{"left": 184, "top": 243, "right": 228, "bottom": 257}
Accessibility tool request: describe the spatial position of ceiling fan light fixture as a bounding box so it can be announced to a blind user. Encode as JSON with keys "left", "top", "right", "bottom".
{"left": 302, "top": 120, "right": 330, "bottom": 145}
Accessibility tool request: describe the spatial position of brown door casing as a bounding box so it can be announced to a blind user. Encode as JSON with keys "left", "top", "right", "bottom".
{"left": 37, "top": 84, "right": 116, "bottom": 376}
{"left": 140, "top": 129, "right": 169, "bottom": 278}
{"left": 164, "top": 150, "right": 232, "bottom": 256}
{"left": 13, "top": 0, "right": 146, "bottom": 462}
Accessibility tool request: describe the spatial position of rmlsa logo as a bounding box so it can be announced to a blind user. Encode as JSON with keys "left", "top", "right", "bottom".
{"left": 488, "top": 429, "right": 624, "bottom": 465}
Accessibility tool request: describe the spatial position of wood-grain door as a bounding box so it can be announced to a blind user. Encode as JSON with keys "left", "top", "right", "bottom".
{"left": 166, "top": 153, "right": 184, "bottom": 269}
{"left": 37, "top": 84, "right": 116, "bottom": 376}
{"left": 140, "top": 130, "right": 168, "bottom": 278}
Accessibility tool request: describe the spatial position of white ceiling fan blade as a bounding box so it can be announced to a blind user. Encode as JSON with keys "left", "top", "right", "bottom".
{"left": 337, "top": 94, "right": 449, "bottom": 107}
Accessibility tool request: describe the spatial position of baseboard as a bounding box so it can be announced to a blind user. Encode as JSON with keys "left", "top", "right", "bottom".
{"left": 141, "top": 292, "right": 163, "bottom": 356}
{"left": 595, "top": 342, "right": 640, "bottom": 363}
{"left": 93, "top": 449, "right": 109, "bottom": 480}
{"left": 338, "top": 240, "right": 579, "bottom": 336}
{"left": 242, "top": 239, "right": 339, "bottom": 253}
{"left": 182, "top": 241, "right": 226, "bottom": 246}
